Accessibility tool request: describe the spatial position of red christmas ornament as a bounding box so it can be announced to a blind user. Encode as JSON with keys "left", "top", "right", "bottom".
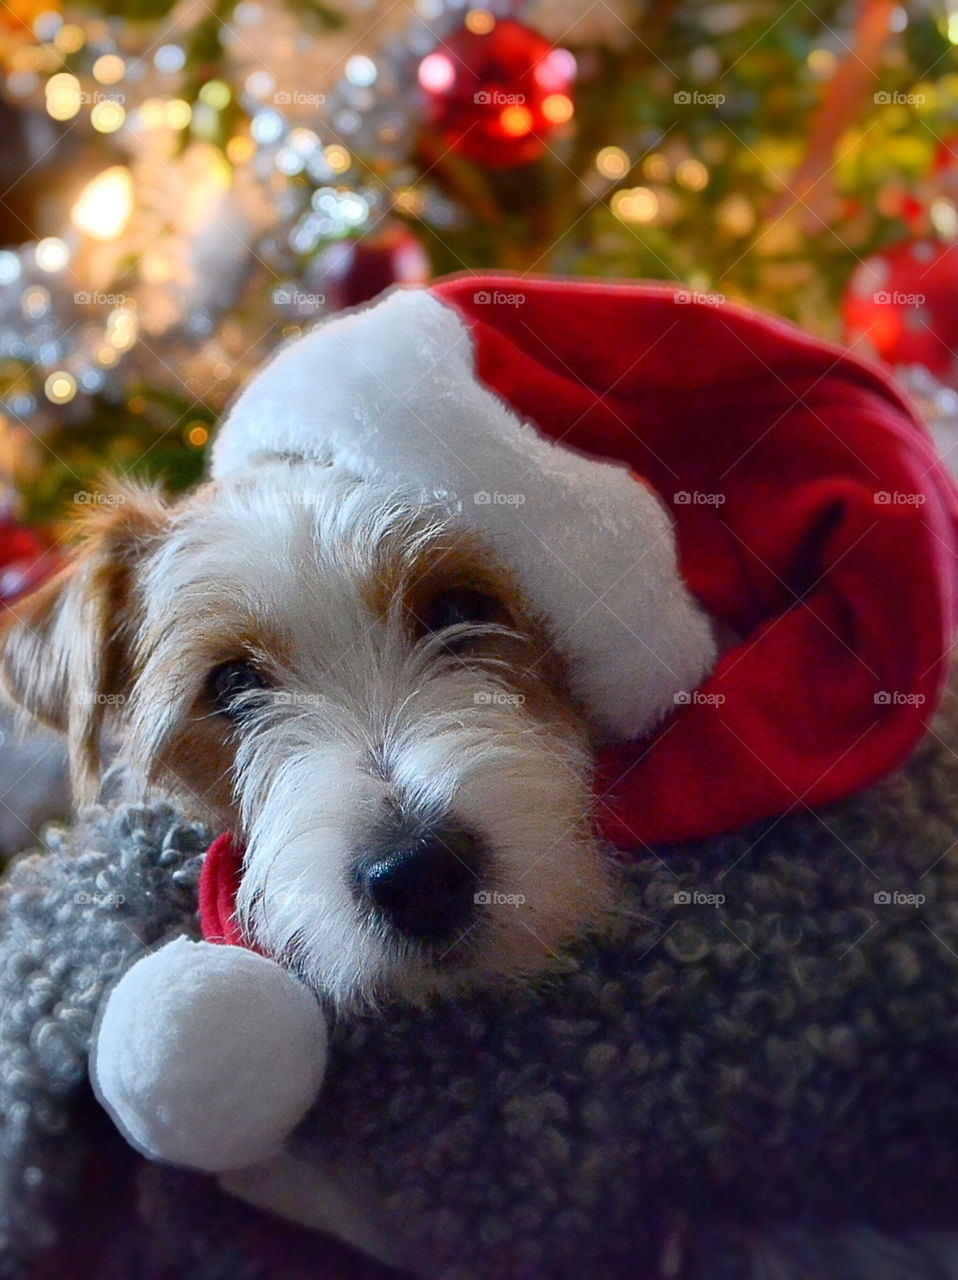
{"left": 417, "top": 17, "right": 575, "bottom": 169}
{"left": 842, "top": 239, "right": 958, "bottom": 378}
{"left": 934, "top": 137, "right": 958, "bottom": 174}
{"left": 315, "top": 226, "right": 430, "bottom": 311}
{"left": 0, "top": 515, "right": 55, "bottom": 602}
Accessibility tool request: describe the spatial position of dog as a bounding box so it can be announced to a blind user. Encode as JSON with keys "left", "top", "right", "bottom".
{"left": 0, "top": 460, "right": 612, "bottom": 1008}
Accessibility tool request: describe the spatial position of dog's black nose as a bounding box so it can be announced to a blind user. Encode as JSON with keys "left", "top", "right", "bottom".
{"left": 356, "top": 824, "right": 483, "bottom": 941}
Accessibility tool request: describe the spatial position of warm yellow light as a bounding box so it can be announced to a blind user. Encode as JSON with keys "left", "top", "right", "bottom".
{"left": 93, "top": 54, "right": 125, "bottom": 84}
{"left": 91, "top": 100, "right": 126, "bottom": 133}
{"left": 465, "top": 9, "right": 495, "bottom": 34}
{"left": 947, "top": 12, "right": 958, "bottom": 43}
{"left": 325, "top": 144, "right": 351, "bottom": 173}
{"left": 45, "top": 71, "right": 80, "bottom": 120}
{"left": 107, "top": 308, "right": 138, "bottom": 351}
{"left": 186, "top": 422, "right": 209, "bottom": 448}
{"left": 165, "top": 99, "right": 192, "bottom": 129}
{"left": 97, "top": 345, "right": 119, "bottom": 367}
{"left": 807, "top": 48, "right": 836, "bottom": 76}
{"left": 71, "top": 166, "right": 134, "bottom": 241}
{"left": 34, "top": 237, "right": 69, "bottom": 272}
{"left": 207, "top": 148, "right": 233, "bottom": 190}
{"left": 596, "top": 145, "right": 629, "bottom": 179}
{"left": 719, "top": 193, "right": 754, "bottom": 236}
{"left": 110, "top": 328, "right": 136, "bottom": 353}
{"left": 643, "top": 153, "right": 671, "bottom": 180}
{"left": 676, "top": 158, "right": 708, "bottom": 190}
{"left": 932, "top": 196, "right": 958, "bottom": 238}
{"left": 137, "top": 98, "right": 168, "bottom": 130}
{"left": 44, "top": 371, "right": 77, "bottom": 405}
{"left": 227, "top": 135, "right": 255, "bottom": 164}
{"left": 542, "top": 93, "right": 573, "bottom": 124}
{"left": 47, "top": 94, "right": 80, "bottom": 121}
{"left": 141, "top": 247, "right": 173, "bottom": 284}
{"left": 11, "top": 46, "right": 43, "bottom": 72}
{"left": 54, "top": 24, "right": 85, "bottom": 53}
{"left": 500, "top": 104, "right": 533, "bottom": 137}
{"left": 199, "top": 79, "right": 231, "bottom": 110}
{"left": 611, "top": 186, "right": 659, "bottom": 223}
{"left": 394, "top": 186, "right": 424, "bottom": 215}
{"left": 46, "top": 71, "right": 79, "bottom": 96}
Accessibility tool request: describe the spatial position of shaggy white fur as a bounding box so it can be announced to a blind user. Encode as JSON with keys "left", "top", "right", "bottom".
{"left": 125, "top": 464, "right": 609, "bottom": 1007}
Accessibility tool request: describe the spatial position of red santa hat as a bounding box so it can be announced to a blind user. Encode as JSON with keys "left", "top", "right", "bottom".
{"left": 207, "top": 274, "right": 958, "bottom": 855}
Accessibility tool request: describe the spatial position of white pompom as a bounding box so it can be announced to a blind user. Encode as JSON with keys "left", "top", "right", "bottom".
{"left": 91, "top": 937, "right": 327, "bottom": 1173}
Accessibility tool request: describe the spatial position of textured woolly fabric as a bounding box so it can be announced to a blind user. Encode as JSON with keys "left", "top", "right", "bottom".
{"left": 0, "top": 785, "right": 209, "bottom": 1276}
{"left": 4, "top": 705, "right": 958, "bottom": 1278}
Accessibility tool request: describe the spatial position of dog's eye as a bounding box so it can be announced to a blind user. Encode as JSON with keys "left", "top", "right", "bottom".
{"left": 425, "top": 588, "right": 507, "bottom": 635}
{"left": 205, "top": 660, "right": 267, "bottom": 716}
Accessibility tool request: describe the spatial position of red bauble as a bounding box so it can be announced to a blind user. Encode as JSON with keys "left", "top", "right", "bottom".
{"left": 315, "top": 226, "right": 430, "bottom": 311}
{"left": 417, "top": 18, "right": 575, "bottom": 169}
{"left": 0, "top": 515, "right": 54, "bottom": 602}
{"left": 842, "top": 239, "right": 958, "bottom": 377}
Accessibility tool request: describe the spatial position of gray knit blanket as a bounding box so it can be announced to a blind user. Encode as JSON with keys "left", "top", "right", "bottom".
{"left": 4, "top": 683, "right": 958, "bottom": 1279}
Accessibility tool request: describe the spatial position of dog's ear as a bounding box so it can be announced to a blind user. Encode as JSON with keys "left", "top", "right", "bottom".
{"left": 0, "top": 482, "right": 169, "bottom": 804}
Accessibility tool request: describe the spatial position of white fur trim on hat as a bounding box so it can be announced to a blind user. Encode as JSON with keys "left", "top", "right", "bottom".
{"left": 211, "top": 288, "right": 716, "bottom": 740}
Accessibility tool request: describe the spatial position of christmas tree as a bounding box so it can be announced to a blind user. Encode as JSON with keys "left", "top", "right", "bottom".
{"left": 0, "top": 0, "right": 956, "bottom": 546}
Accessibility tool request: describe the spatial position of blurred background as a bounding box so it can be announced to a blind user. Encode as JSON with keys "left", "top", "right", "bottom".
{"left": 0, "top": 0, "right": 955, "bottom": 851}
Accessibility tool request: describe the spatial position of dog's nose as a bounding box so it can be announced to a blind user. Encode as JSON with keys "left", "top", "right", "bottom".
{"left": 356, "top": 825, "right": 483, "bottom": 941}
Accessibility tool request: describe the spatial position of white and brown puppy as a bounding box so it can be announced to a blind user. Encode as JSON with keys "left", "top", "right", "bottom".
{"left": 0, "top": 288, "right": 715, "bottom": 1010}
{"left": 1, "top": 466, "right": 606, "bottom": 1007}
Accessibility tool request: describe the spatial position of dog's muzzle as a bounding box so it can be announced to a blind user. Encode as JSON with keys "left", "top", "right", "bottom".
{"left": 354, "top": 822, "right": 484, "bottom": 943}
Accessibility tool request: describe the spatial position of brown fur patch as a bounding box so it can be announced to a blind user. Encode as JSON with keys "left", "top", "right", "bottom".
{"left": 0, "top": 481, "right": 168, "bottom": 802}
{"left": 389, "top": 529, "right": 584, "bottom": 744}
{"left": 141, "top": 619, "right": 294, "bottom": 828}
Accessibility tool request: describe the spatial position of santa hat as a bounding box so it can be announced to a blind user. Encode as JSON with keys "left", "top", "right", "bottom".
{"left": 211, "top": 273, "right": 958, "bottom": 848}
{"left": 210, "top": 284, "right": 716, "bottom": 745}
{"left": 92, "top": 275, "right": 958, "bottom": 1178}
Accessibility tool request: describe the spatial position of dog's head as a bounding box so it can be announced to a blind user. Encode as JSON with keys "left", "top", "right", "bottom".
{"left": 0, "top": 463, "right": 610, "bottom": 1005}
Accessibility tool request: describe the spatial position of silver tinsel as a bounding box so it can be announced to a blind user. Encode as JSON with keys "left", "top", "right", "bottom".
{"left": 0, "top": 0, "right": 535, "bottom": 433}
